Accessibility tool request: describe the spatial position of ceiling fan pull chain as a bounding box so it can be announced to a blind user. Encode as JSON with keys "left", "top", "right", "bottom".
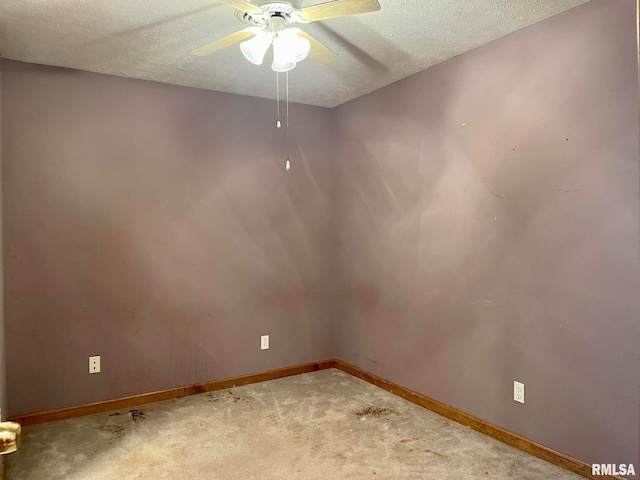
{"left": 276, "top": 72, "right": 281, "bottom": 128}
{"left": 285, "top": 70, "right": 291, "bottom": 171}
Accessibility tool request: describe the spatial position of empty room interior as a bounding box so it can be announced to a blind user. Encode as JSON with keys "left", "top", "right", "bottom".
{"left": 0, "top": 0, "right": 638, "bottom": 478}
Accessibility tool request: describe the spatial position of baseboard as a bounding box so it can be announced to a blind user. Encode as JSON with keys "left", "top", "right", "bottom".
{"left": 334, "top": 360, "right": 624, "bottom": 480}
{"left": 8, "top": 358, "right": 625, "bottom": 480}
{"left": 10, "top": 359, "right": 337, "bottom": 427}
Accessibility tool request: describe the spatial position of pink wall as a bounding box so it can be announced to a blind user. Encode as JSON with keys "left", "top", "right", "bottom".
{"left": 1, "top": 0, "right": 638, "bottom": 474}
{"left": 0, "top": 56, "right": 6, "bottom": 420}
{"left": 333, "top": 0, "right": 639, "bottom": 473}
{"left": 1, "top": 60, "right": 338, "bottom": 415}
{"left": 0, "top": 59, "right": 5, "bottom": 479}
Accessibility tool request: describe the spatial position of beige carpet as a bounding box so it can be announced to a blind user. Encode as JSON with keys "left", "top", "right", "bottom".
{"left": 6, "top": 369, "right": 583, "bottom": 479}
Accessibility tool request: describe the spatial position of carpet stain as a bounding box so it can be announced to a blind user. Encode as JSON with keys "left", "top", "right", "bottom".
{"left": 129, "top": 409, "right": 146, "bottom": 422}
{"left": 352, "top": 405, "right": 398, "bottom": 417}
{"left": 100, "top": 425, "right": 125, "bottom": 437}
{"left": 400, "top": 437, "right": 420, "bottom": 443}
{"left": 426, "top": 449, "right": 447, "bottom": 459}
{"left": 108, "top": 410, "right": 146, "bottom": 421}
{"left": 206, "top": 391, "right": 250, "bottom": 404}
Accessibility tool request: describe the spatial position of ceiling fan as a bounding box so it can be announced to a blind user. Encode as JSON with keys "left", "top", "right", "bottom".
{"left": 191, "top": 0, "right": 381, "bottom": 72}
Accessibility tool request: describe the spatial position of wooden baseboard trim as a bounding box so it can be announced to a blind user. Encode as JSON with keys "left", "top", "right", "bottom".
{"left": 10, "top": 359, "right": 338, "bottom": 427}
{"left": 9, "top": 358, "right": 624, "bottom": 480}
{"left": 334, "top": 360, "right": 623, "bottom": 480}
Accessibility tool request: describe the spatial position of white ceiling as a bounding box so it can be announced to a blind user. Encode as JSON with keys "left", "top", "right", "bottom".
{"left": 0, "top": 0, "right": 589, "bottom": 107}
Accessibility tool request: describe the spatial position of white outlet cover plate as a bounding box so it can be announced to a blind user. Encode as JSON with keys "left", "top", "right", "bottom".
{"left": 514, "top": 381, "right": 525, "bottom": 404}
{"left": 261, "top": 335, "right": 269, "bottom": 350}
{"left": 89, "top": 355, "right": 101, "bottom": 374}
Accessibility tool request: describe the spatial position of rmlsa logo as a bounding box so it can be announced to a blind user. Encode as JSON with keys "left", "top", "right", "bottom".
{"left": 591, "top": 464, "right": 636, "bottom": 476}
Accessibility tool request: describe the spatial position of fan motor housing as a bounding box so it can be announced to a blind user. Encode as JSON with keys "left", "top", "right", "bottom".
{"left": 236, "top": 1, "right": 302, "bottom": 25}
{"left": 259, "top": 0, "right": 302, "bottom": 10}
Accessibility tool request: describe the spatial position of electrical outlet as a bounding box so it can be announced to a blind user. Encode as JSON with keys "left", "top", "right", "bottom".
{"left": 261, "top": 335, "right": 269, "bottom": 350}
{"left": 514, "top": 381, "right": 524, "bottom": 404}
{"left": 89, "top": 356, "right": 101, "bottom": 374}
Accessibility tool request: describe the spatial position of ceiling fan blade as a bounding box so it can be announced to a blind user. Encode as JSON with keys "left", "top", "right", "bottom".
{"left": 299, "top": 0, "right": 381, "bottom": 22}
{"left": 296, "top": 31, "right": 338, "bottom": 64}
{"left": 216, "top": 0, "right": 263, "bottom": 14}
{"left": 191, "top": 28, "right": 257, "bottom": 56}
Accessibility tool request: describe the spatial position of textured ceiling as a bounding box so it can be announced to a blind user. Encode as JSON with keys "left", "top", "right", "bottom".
{"left": 0, "top": 0, "right": 589, "bottom": 107}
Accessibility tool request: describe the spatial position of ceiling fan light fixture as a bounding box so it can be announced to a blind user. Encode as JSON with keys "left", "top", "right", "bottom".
{"left": 193, "top": 0, "right": 380, "bottom": 68}
{"left": 278, "top": 28, "right": 311, "bottom": 62}
{"left": 270, "top": 28, "right": 310, "bottom": 71}
{"left": 271, "top": 52, "right": 296, "bottom": 72}
{"left": 240, "top": 31, "right": 273, "bottom": 65}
